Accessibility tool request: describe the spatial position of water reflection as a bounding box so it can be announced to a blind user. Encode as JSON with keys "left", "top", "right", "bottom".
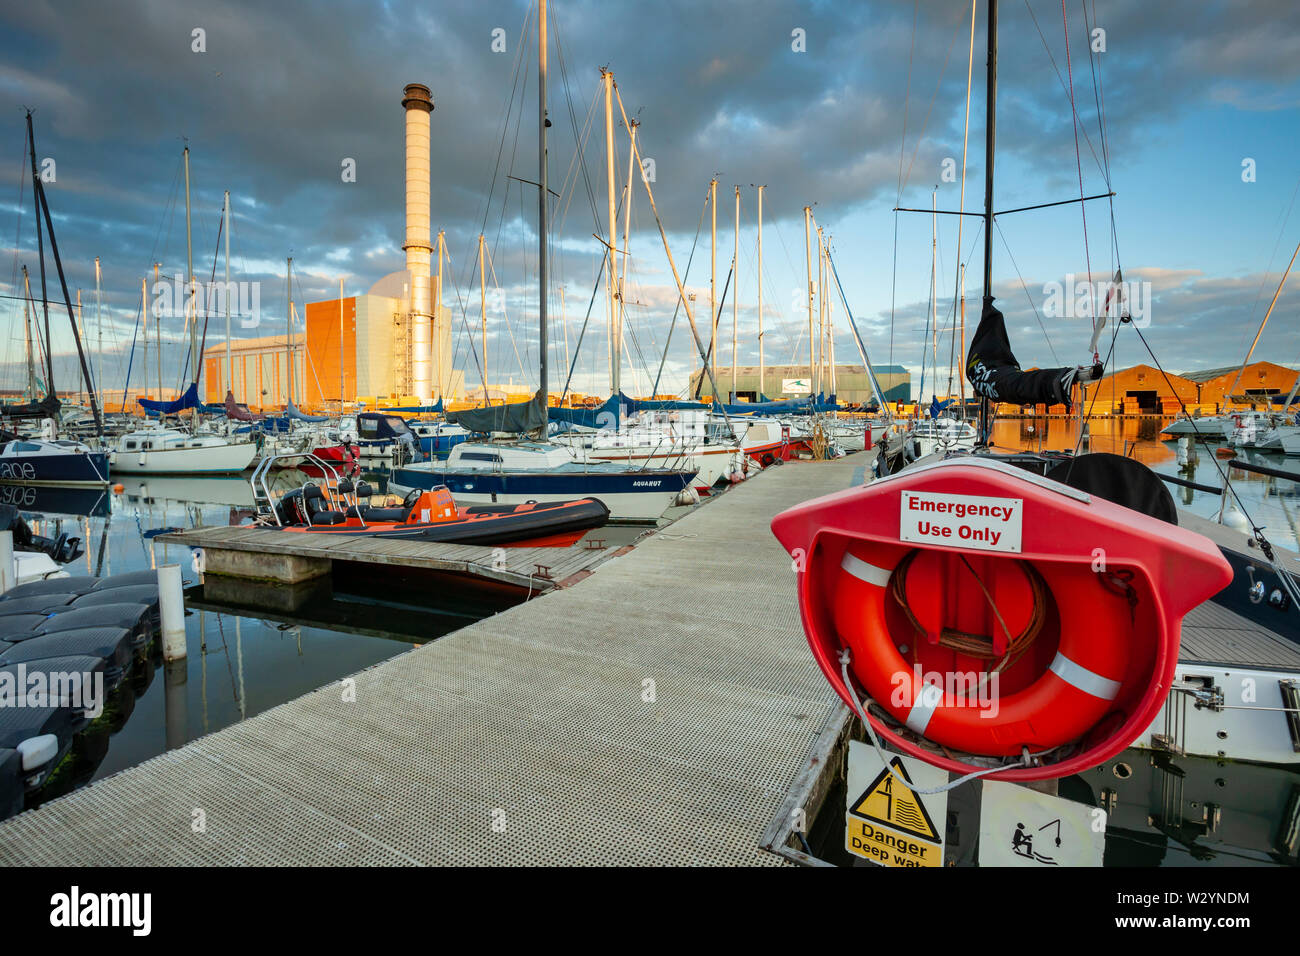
{"left": 991, "top": 416, "right": 1300, "bottom": 553}
{"left": 3, "top": 469, "right": 511, "bottom": 809}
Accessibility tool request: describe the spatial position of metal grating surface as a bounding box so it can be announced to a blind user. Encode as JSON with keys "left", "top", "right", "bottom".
{"left": 1181, "top": 600, "right": 1300, "bottom": 669}
{"left": 0, "top": 455, "right": 860, "bottom": 865}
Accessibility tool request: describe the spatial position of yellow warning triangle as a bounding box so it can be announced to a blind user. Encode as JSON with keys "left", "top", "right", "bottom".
{"left": 849, "top": 756, "right": 941, "bottom": 843}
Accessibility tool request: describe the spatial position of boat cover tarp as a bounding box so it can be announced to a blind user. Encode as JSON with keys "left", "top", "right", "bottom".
{"left": 552, "top": 391, "right": 840, "bottom": 422}
{"left": 0, "top": 394, "right": 60, "bottom": 420}
{"left": 379, "top": 400, "right": 444, "bottom": 414}
{"left": 285, "top": 401, "right": 328, "bottom": 423}
{"left": 966, "top": 299, "right": 1100, "bottom": 410}
{"left": 225, "top": 391, "right": 258, "bottom": 422}
{"left": 448, "top": 389, "right": 548, "bottom": 434}
{"left": 929, "top": 397, "right": 956, "bottom": 419}
{"left": 548, "top": 393, "right": 622, "bottom": 429}
{"left": 138, "top": 382, "right": 199, "bottom": 415}
{"left": 1044, "top": 453, "right": 1177, "bottom": 525}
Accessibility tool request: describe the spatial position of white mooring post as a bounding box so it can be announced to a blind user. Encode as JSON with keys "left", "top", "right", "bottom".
{"left": 0, "top": 531, "right": 13, "bottom": 595}
{"left": 158, "top": 564, "right": 187, "bottom": 661}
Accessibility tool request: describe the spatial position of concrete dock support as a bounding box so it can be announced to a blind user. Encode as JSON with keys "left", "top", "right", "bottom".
{"left": 158, "top": 564, "right": 187, "bottom": 661}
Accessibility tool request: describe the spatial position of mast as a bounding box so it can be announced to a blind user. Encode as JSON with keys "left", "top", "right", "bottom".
{"left": 76, "top": 289, "right": 82, "bottom": 402}
{"left": 435, "top": 230, "right": 446, "bottom": 400}
{"left": 978, "top": 0, "right": 998, "bottom": 442}
{"left": 756, "top": 185, "right": 765, "bottom": 401}
{"left": 94, "top": 257, "right": 103, "bottom": 410}
{"left": 537, "top": 0, "right": 549, "bottom": 405}
{"left": 1226, "top": 238, "right": 1300, "bottom": 405}
{"left": 732, "top": 185, "right": 739, "bottom": 403}
{"left": 21, "top": 267, "right": 38, "bottom": 400}
{"left": 981, "top": 0, "right": 998, "bottom": 304}
{"left": 818, "top": 224, "right": 828, "bottom": 397}
{"left": 804, "top": 206, "right": 814, "bottom": 399}
{"left": 153, "top": 262, "right": 162, "bottom": 407}
{"left": 339, "top": 277, "right": 345, "bottom": 412}
{"left": 286, "top": 257, "right": 295, "bottom": 406}
{"left": 26, "top": 114, "right": 53, "bottom": 396}
{"left": 224, "top": 191, "right": 232, "bottom": 401}
{"left": 479, "top": 233, "right": 488, "bottom": 405}
{"left": 959, "top": 263, "right": 967, "bottom": 410}
{"left": 931, "top": 189, "right": 939, "bottom": 401}
{"left": 709, "top": 177, "right": 718, "bottom": 389}
{"left": 184, "top": 146, "right": 196, "bottom": 392}
{"left": 141, "top": 277, "right": 149, "bottom": 411}
{"left": 603, "top": 68, "right": 618, "bottom": 395}
{"left": 617, "top": 119, "right": 637, "bottom": 398}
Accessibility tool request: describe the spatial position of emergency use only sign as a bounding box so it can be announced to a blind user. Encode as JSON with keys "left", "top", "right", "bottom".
{"left": 899, "top": 490, "right": 1023, "bottom": 553}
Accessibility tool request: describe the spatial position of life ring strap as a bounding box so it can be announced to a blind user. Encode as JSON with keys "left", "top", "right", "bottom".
{"left": 1048, "top": 652, "right": 1121, "bottom": 701}
{"left": 840, "top": 552, "right": 892, "bottom": 588}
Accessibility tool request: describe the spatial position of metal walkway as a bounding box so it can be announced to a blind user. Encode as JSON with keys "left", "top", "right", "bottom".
{"left": 0, "top": 456, "right": 860, "bottom": 865}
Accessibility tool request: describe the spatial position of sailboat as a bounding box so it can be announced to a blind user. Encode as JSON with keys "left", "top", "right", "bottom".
{"left": 772, "top": 0, "right": 1300, "bottom": 785}
{"left": 109, "top": 150, "right": 257, "bottom": 475}
{"left": 0, "top": 115, "right": 109, "bottom": 487}
{"left": 389, "top": 1, "right": 698, "bottom": 523}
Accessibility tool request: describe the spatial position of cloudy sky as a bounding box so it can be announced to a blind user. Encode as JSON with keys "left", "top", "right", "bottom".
{"left": 2, "top": 0, "right": 1300, "bottom": 402}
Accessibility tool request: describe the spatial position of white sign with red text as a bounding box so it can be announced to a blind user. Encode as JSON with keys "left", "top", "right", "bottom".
{"left": 899, "top": 490, "right": 1023, "bottom": 553}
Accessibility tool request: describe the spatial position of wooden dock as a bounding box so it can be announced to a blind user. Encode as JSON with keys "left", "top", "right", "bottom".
{"left": 158, "top": 525, "right": 628, "bottom": 593}
{"left": 0, "top": 455, "right": 863, "bottom": 865}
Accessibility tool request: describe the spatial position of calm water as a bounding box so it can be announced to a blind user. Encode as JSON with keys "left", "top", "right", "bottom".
{"left": 990, "top": 415, "right": 1300, "bottom": 553}
{"left": 13, "top": 473, "right": 523, "bottom": 808}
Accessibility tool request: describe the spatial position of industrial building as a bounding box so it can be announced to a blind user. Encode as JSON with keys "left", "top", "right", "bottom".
{"left": 1083, "top": 361, "right": 1298, "bottom": 415}
{"left": 202, "top": 82, "right": 463, "bottom": 411}
{"left": 202, "top": 335, "right": 304, "bottom": 409}
{"left": 686, "top": 364, "right": 909, "bottom": 406}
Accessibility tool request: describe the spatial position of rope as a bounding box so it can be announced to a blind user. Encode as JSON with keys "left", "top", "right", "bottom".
{"left": 888, "top": 550, "right": 1048, "bottom": 673}
{"left": 838, "top": 650, "right": 1054, "bottom": 795}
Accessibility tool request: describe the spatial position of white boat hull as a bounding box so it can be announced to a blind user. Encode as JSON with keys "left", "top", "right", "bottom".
{"left": 109, "top": 440, "right": 258, "bottom": 475}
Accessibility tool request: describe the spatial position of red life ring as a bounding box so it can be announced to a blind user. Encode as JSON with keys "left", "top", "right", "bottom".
{"left": 831, "top": 542, "right": 1132, "bottom": 756}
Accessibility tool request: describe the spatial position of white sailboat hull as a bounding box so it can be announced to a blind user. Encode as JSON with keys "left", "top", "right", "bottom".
{"left": 109, "top": 440, "right": 258, "bottom": 475}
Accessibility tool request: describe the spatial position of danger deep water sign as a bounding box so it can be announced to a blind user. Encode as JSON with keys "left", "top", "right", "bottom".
{"left": 899, "top": 490, "right": 1024, "bottom": 553}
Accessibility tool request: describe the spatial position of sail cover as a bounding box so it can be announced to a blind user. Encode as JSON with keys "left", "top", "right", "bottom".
{"left": 225, "top": 391, "right": 258, "bottom": 422}
{"left": 0, "top": 393, "right": 60, "bottom": 419}
{"left": 139, "top": 382, "right": 200, "bottom": 415}
{"left": 447, "top": 388, "right": 548, "bottom": 434}
{"left": 285, "top": 400, "right": 329, "bottom": 423}
{"left": 966, "top": 300, "right": 1101, "bottom": 409}
{"left": 549, "top": 393, "right": 622, "bottom": 429}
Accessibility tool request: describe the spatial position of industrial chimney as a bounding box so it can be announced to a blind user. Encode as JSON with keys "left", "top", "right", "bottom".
{"left": 402, "top": 83, "right": 434, "bottom": 401}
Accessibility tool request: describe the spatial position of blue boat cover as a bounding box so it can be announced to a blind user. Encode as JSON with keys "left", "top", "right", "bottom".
{"left": 548, "top": 393, "right": 623, "bottom": 429}
{"left": 379, "top": 399, "right": 444, "bottom": 414}
{"left": 929, "top": 397, "right": 955, "bottom": 419}
{"left": 138, "top": 382, "right": 199, "bottom": 415}
{"left": 545, "top": 390, "right": 840, "bottom": 425}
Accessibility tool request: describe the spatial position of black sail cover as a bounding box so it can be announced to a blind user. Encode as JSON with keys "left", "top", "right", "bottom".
{"left": 447, "top": 388, "right": 548, "bottom": 435}
{"left": 965, "top": 299, "right": 1101, "bottom": 409}
{"left": 0, "top": 393, "right": 60, "bottom": 420}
